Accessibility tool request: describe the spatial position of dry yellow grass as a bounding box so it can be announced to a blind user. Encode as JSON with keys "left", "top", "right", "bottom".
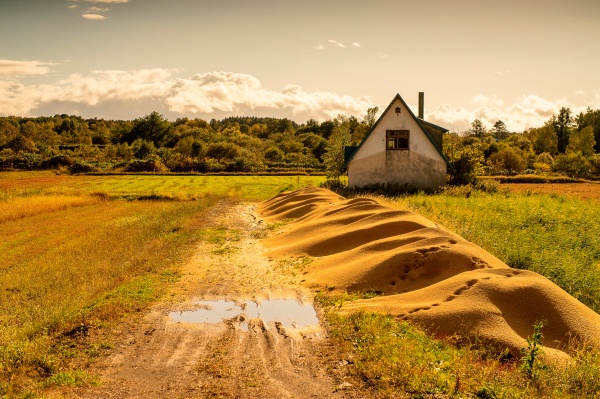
{"left": 0, "top": 195, "right": 101, "bottom": 224}
{"left": 0, "top": 195, "right": 215, "bottom": 396}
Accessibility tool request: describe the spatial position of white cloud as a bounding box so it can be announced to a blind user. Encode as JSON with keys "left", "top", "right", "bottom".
{"left": 328, "top": 39, "right": 346, "bottom": 48}
{"left": 0, "top": 59, "right": 54, "bottom": 77}
{"left": 82, "top": 13, "right": 106, "bottom": 20}
{"left": 5, "top": 68, "right": 597, "bottom": 129}
{"left": 165, "top": 71, "right": 373, "bottom": 119}
{"left": 0, "top": 69, "right": 374, "bottom": 121}
{"left": 592, "top": 90, "right": 600, "bottom": 108}
{"left": 67, "top": 4, "right": 79, "bottom": 9}
{"left": 471, "top": 94, "right": 505, "bottom": 108}
{"left": 87, "top": 6, "right": 109, "bottom": 12}
{"left": 315, "top": 40, "right": 361, "bottom": 51}
{"left": 427, "top": 94, "right": 586, "bottom": 132}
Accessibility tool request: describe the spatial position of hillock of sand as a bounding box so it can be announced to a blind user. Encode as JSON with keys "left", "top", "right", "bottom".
{"left": 259, "top": 187, "right": 600, "bottom": 360}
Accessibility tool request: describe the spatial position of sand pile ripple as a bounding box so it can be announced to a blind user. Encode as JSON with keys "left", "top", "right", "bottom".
{"left": 259, "top": 187, "right": 600, "bottom": 359}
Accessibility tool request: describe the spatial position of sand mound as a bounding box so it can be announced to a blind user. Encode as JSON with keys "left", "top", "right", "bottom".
{"left": 259, "top": 187, "right": 600, "bottom": 359}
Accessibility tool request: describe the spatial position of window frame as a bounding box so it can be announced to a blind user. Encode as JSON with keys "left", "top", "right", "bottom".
{"left": 386, "top": 129, "right": 410, "bottom": 151}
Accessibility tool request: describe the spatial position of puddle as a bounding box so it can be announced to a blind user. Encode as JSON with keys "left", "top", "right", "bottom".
{"left": 170, "top": 299, "right": 319, "bottom": 331}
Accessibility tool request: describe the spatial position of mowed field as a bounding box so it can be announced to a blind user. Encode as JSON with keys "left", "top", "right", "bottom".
{"left": 2, "top": 172, "right": 600, "bottom": 398}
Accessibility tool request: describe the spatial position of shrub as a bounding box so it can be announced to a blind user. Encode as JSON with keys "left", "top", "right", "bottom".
{"left": 0, "top": 153, "right": 44, "bottom": 170}
{"left": 537, "top": 152, "right": 554, "bottom": 166}
{"left": 264, "top": 146, "right": 284, "bottom": 162}
{"left": 205, "top": 142, "right": 242, "bottom": 160}
{"left": 68, "top": 161, "right": 97, "bottom": 174}
{"left": 123, "top": 159, "right": 169, "bottom": 173}
{"left": 446, "top": 146, "right": 483, "bottom": 186}
{"left": 487, "top": 147, "right": 526, "bottom": 175}
{"left": 202, "top": 157, "right": 226, "bottom": 172}
{"left": 588, "top": 153, "right": 600, "bottom": 176}
{"left": 41, "top": 155, "right": 74, "bottom": 169}
{"left": 553, "top": 152, "right": 590, "bottom": 178}
{"left": 131, "top": 139, "right": 156, "bottom": 160}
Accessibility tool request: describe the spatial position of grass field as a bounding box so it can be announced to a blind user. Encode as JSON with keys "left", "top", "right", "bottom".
{"left": 3, "top": 172, "right": 600, "bottom": 398}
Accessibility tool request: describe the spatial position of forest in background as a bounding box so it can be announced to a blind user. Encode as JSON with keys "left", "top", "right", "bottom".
{"left": 1, "top": 105, "right": 600, "bottom": 182}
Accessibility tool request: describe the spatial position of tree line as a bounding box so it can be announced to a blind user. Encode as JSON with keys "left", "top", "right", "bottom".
{"left": 445, "top": 107, "right": 600, "bottom": 184}
{"left": 1, "top": 106, "right": 599, "bottom": 181}
{"left": 0, "top": 112, "right": 355, "bottom": 173}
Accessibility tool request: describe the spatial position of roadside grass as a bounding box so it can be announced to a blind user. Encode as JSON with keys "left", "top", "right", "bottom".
{"left": 0, "top": 172, "right": 321, "bottom": 398}
{"left": 320, "top": 298, "right": 600, "bottom": 399}
{"left": 374, "top": 188, "right": 600, "bottom": 314}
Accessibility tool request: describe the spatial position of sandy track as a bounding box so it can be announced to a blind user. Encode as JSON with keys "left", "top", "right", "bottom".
{"left": 73, "top": 201, "right": 361, "bottom": 399}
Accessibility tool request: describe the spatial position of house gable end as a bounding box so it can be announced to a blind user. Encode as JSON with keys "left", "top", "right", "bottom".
{"left": 345, "top": 94, "right": 449, "bottom": 167}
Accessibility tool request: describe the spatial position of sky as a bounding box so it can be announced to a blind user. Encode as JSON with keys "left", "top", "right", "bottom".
{"left": 1, "top": 0, "right": 600, "bottom": 132}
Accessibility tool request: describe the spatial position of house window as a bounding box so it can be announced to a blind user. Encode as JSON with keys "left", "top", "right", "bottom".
{"left": 386, "top": 130, "right": 409, "bottom": 150}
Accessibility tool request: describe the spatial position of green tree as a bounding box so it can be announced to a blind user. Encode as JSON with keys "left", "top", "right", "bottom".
{"left": 534, "top": 152, "right": 554, "bottom": 174}
{"left": 588, "top": 153, "right": 600, "bottom": 176}
{"left": 444, "top": 134, "right": 484, "bottom": 185}
{"left": 554, "top": 151, "right": 590, "bottom": 177}
{"left": 469, "top": 119, "right": 487, "bottom": 138}
{"left": 131, "top": 138, "right": 155, "bottom": 159}
{"left": 299, "top": 133, "right": 327, "bottom": 161}
{"left": 490, "top": 120, "right": 509, "bottom": 140}
{"left": 264, "top": 146, "right": 284, "bottom": 162}
{"left": 173, "top": 136, "right": 196, "bottom": 157}
{"left": 350, "top": 107, "right": 379, "bottom": 146}
{"left": 552, "top": 107, "right": 574, "bottom": 153}
{"left": 567, "top": 126, "right": 596, "bottom": 157}
{"left": 127, "top": 111, "right": 173, "bottom": 147}
{"left": 524, "top": 124, "right": 558, "bottom": 155}
{"left": 488, "top": 147, "right": 526, "bottom": 174}
{"left": 0, "top": 120, "right": 19, "bottom": 147}
{"left": 575, "top": 108, "right": 600, "bottom": 152}
{"left": 323, "top": 116, "right": 351, "bottom": 180}
{"left": 364, "top": 106, "right": 379, "bottom": 130}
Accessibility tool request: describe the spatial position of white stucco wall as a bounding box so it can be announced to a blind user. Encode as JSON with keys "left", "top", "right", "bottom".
{"left": 348, "top": 96, "right": 447, "bottom": 189}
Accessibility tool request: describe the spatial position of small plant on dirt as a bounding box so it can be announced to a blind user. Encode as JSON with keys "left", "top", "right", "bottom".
{"left": 519, "top": 321, "right": 545, "bottom": 379}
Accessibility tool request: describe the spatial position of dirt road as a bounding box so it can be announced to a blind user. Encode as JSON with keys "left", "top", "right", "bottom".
{"left": 74, "top": 202, "right": 363, "bottom": 399}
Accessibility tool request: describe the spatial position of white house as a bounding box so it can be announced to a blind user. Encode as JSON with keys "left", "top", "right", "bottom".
{"left": 345, "top": 93, "right": 449, "bottom": 190}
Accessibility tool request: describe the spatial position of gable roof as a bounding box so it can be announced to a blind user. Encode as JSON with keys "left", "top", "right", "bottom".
{"left": 345, "top": 93, "right": 450, "bottom": 167}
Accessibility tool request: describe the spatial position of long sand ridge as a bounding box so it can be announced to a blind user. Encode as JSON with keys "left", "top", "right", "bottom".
{"left": 259, "top": 187, "right": 600, "bottom": 361}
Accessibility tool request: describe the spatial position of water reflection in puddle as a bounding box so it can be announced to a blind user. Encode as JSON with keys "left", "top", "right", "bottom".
{"left": 170, "top": 299, "right": 319, "bottom": 331}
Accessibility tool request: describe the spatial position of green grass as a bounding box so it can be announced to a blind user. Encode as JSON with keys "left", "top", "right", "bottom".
{"left": 322, "top": 304, "right": 600, "bottom": 398}
{"left": 379, "top": 188, "right": 600, "bottom": 314}
{"left": 0, "top": 173, "right": 326, "bottom": 201}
